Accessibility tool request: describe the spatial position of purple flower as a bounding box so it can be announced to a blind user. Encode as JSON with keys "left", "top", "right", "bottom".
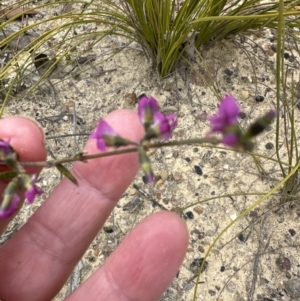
{"left": 152, "top": 112, "right": 178, "bottom": 140}
{"left": 90, "top": 120, "right": 117, "bottom": 151}
{"left": 90, "top": 120, "right": 133, "bottom": 151}
{"left": 25, "top": 175, "right": 43, "bottom": 204}
{"left": 138, "top": 96, "right": 178, "bottom": 140}
{"left": 208, "top": 95, "right": 240, "bottom": 146}
{"left": 0, "top": 139, "right": 12, "bottom": 156}
{"left": 138, "top": 95, "right": 159, "bottom": 128}
{"left": 0, "top": 193, "right": 20, "bottom": 219}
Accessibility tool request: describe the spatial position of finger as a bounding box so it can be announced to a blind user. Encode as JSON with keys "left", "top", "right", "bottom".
{"left": 0, "top": 110, "right": 144, "bottom": 301}
{"left": 66, "top": 212, "right": 188, "bottom": 301}
{"left": 0, "top": 116, "right": 47, "bottom": 234}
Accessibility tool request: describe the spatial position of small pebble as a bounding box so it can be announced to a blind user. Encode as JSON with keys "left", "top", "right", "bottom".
{"left": 288, "top": 229, "right": 296, "bottom": 236}
{"left": 194, "top": 165, "right": 203, "bottom": 175}
{"left": 173, "top": 172, "right": 182, "bottom": 182}
{"left": 238, "top": 233, "right": 246, "bottom": 242}
{"left": 208, "top": 290, "right": 216, "bottom": 296}
{"left": 103, "top": 226, "right": 114, "bottom": 233}
{"left": 194, "top": 206, "right": 204, "bottom": 215}
{"left": 276, "top": 257, "right": 291, "bottom": 271}
{"left": 230, "top": 213, "right": 237, "bottom": 220}
{"left": 239, "top": 112, "right": 247, "bottom": 119}
{"left": 185, "top": 157, "right": 191, "bottom": 163}
{"left": 224, "top": 68, "right": 233, "bottom": 76}
{"left": 160, "top": 170, "right": 169, "bottom": 181}
{"left": 185, "top": 211, "right": 194, "bottom": 219}
{"left": 129, "top": 188, "right": 137, "bottom": 195}
{"left": 265, "top": 142, "right": 274, "bottom": 150}
{"left": 142, "top": 175, "right": 148, "bottom": 184}
{"left": 240, "top": 90, "right": 249, "bottom": 99}
{"left": 198, "top": 245, "right": 205, "bottom": 253}
{"left": 284, "top": 52, "right": 290, "bottom": 59}
{"left": 289, "top": 55, "right": 296, "bottom": 63}
{"left": 155, "top": 179, "right": 164, "bottom": 188}
{"left": 63, "top": 115, "right": 68, "bottom": 121}
{"left": 190, "top": 258, "right": 208, "bottom": 274}
{"left": 284, "top": 279, "right": 300, "bottom": 298}
{"left": 220, "top": 266, "right": 225, "bottom": 272}
{"left": 255, "top": 95, "right": 265, "bottom": 102}
{"left": 226, "top": 281, "right": 237, "bottom": 293}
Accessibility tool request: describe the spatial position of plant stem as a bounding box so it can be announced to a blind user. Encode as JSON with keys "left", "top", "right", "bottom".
{"left": 0, "top": 137, "right": 219, "bottom": 168}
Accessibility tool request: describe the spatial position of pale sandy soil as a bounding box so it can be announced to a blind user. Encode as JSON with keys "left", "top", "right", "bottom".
{"left": 1, "top": 2, "right": 300, "bottom": 301}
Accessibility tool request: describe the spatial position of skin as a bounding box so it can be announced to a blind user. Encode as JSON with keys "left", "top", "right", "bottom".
{"left": 0, "top": 110, "right": 188, "bottom": 301}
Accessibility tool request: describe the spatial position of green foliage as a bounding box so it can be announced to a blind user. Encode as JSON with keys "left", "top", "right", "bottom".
{"left": 1, "top": 0, "right": 300, "bottom": 116}
{"left": 102, "top": 0, "right": 300, "bottom": 76}
{"left": 55, "top": 163, "right": 78, "bottom": 185}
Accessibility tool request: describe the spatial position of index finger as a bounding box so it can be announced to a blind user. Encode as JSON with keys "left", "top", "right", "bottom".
{"left": 0, "top": 116, "right": 47, "bottom": 234}
{"left": 0, "top": 109, "right": 145, "bottom": 301}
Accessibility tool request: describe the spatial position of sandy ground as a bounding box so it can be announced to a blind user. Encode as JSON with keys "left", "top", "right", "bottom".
{"left": 1, "top": 2, "right": 300, "bottom": 301}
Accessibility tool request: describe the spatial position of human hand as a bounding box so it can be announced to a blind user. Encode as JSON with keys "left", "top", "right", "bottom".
{"left": 0, "top": 110, "right": 188, "bottom": 301}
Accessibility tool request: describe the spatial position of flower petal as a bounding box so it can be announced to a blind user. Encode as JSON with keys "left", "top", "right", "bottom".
{"left": 138, "top": 95, "right": 159, "bottom": 125}
{"left": 0, "top": 194, "right": 20, "bottom": 219}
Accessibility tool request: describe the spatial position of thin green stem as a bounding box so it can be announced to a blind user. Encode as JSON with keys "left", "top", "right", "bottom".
{"left": 275, "top": 0, "right": 286, "bottom": 177}
{"left": 192, "top": 159, "right": 300, "bottom": 300}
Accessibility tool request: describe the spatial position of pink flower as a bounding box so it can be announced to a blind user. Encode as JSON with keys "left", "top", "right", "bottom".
{"left": 152, "top": 112, "right": 177, "bottom": 140}
{"left": 0, "top": 193, "right": 20, "bottom": 219}
{"left": 208, "top": 95, "right": 240, "bottom": 146}
{"left": 138, "top": 96, "right": 177, "bottom": 140}
{"left": 25, "top": 175, "right": 43, "bottom": 204}
{"left": 90, "top": 120, "right": 133, "bottom": 151}
{"left": 90, "top": 120, "right": 118, "bottom": 151}
{"left": 138, "top": 95, "right": 159, "bottom": 129}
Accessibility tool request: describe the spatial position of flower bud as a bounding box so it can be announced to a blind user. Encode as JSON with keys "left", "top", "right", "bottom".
{"left": 90, "top": 120, "right": 134, "bottom": 151}
{"left": 138, "top": 147, "right": 154, "bottom": 183}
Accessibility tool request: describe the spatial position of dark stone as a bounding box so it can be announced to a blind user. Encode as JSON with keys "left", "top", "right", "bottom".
{"left": 194, "top": 165, "right": 203, "bottom": 175}
{"left": 201, "top": 91, "right": 206, "bottom": 95}
{"left": 103, "top": 226, "right": 114, "bottom": 233}
{"left": 185, "top": 157, "right": 191, "bottom": 163}
{"left": 208, "top": 290, "right": 216, "bottom": 296}
{"left": 284, "top": 279, "right": 300, "bottom": 298}
{"left": 284, "top": 52, "right": 290, "bottom": 59}
{"left": 255, "top": 95, "right": 265, "bottom": 102}
{"left": 211, "top": 191, "right": 215, "bottom": 195}
{"left": 265, "top": 142, "right": 274, "bottom": 150}
{"left": 185, "top": 211, "right": 194, "bottom": 219}
{"left": 288, "top": 229, "right": 296, "bottom": 236}
{"left": 198, "top": 232, "right": 205, "bottom": 239}
{"left": 193, "top": 147, "right": 198, "bottom": 152}
{"left": 238, "top": 233, "right": 246, "bottom": 242}
{"left": 224, "top": 68, "right": 233, "bottom": 76}
{"left": 263, "top": 298, "right": 274, "bottom": 301}
{"left": 190, "top": 258, "right": 208, "bottom": 274}
{"left": 220, "top": 266, "right": 225, "bottom": 272}
{"left": 142, "top": 175, "right": 148, "bottom": 184}
{"left": 224, "top": 75, "right": 232, "bottom": 83}
{"left": 289, "top": 55, "right": 296, "bottom": 63}
{"left": 276, "top": 257, "right": 291, "bottom": 271}
{"left": 239, "top": 112, "right": 247, "bottom": 119}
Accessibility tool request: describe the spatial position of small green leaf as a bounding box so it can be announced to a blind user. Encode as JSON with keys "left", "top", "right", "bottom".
{"left": 55, "top": 164, "right": 78, "bottom": 186}
{"left": 0, "top": 171, "right": 17, "bottom": 180}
